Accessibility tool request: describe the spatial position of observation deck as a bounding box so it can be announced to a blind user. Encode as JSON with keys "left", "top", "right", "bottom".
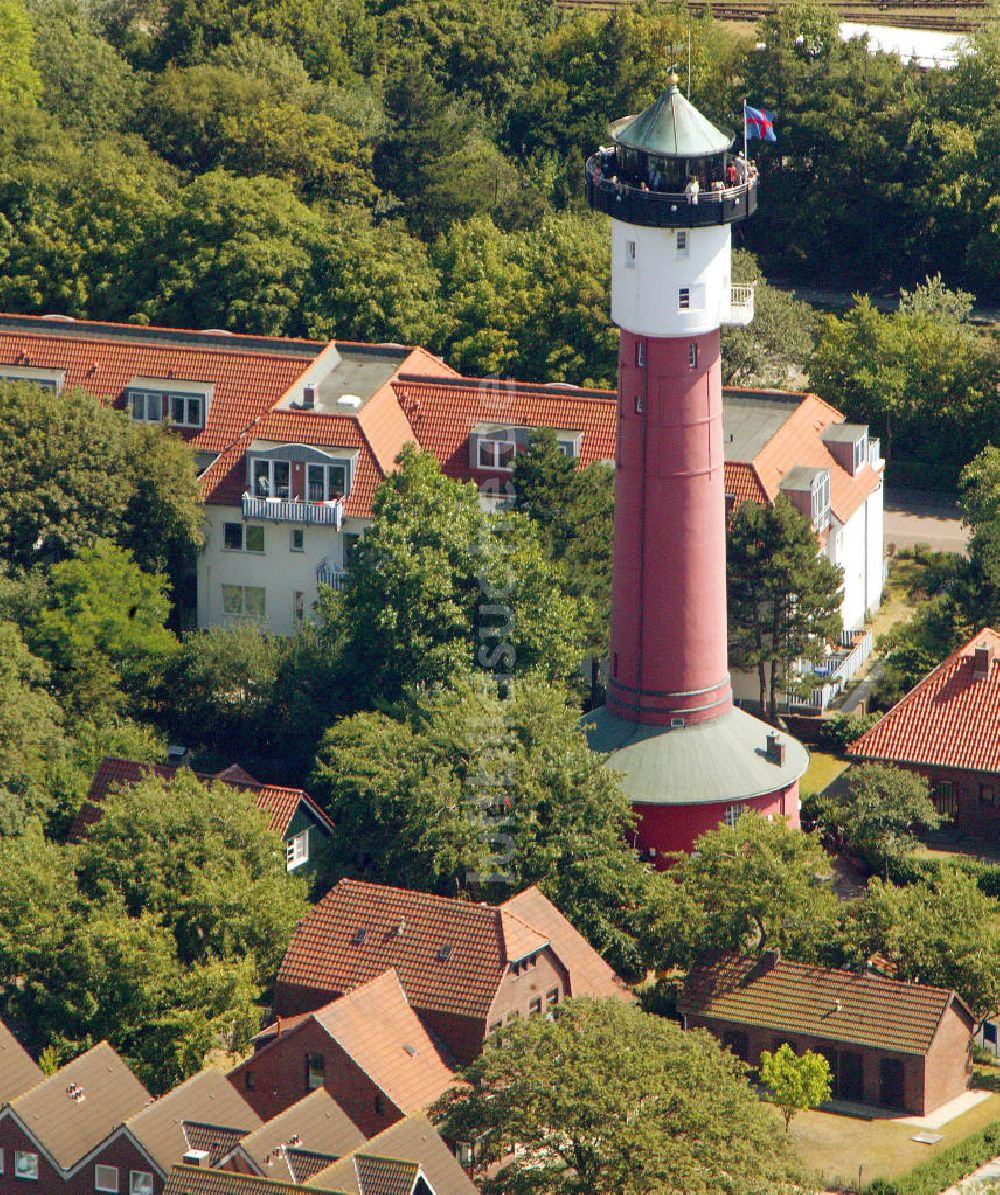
{"left": 586, "top": 154, "right": 758, "bottom": 228}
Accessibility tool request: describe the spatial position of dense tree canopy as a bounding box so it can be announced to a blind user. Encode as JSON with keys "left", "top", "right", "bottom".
{"left": 435, "top": 998, "right": 805, "bottom": 1194}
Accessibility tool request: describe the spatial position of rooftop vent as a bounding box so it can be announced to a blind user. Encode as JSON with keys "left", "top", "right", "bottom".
{"left": 302, "top": 383, "right": 318, "bottom": 411}
{"left": 336, "top": 394, "right": 363, "bottom": 409}
{"left": 392, "top": 917, "right": 407, "bottom": 936}
{"left": 199, "top": 329, "right": 234, "bottom": 336}
{"left": 41, "top": 313, "right": 75, "bottom": 322}
{"left": 287, "top": 1134, "right": 301, "bottom": 1147}
{"left": 765, "top": 732, "right": 786, "bottom": 766}
{"left": 403, "top": 1043, "right": 417, "bottom": 1057}
{"left": 167, "top": 744, "right": 189, "bottom": 767}
{"left": 183, "top": 1150, "right": 211, "bottom": 1168}
{"left": 974, "top": 644, "right": 993, "bottom": 680}
{"left": 66, "top": 1082, "right": 86, "bottom": 1102}
{"left": 437, "top": 943, "right": 452, "bottom": 962}
{"left": 352, "top": 927, "right": 366, "bottom": 946}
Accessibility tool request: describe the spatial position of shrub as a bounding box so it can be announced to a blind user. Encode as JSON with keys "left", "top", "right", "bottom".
{"left": 819, "top": 710, "right": 882, "bottom": 752}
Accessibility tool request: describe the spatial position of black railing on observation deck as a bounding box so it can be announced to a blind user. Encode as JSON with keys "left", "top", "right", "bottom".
{"left": 585, "top": 156, "right": 758, "bottom": 228}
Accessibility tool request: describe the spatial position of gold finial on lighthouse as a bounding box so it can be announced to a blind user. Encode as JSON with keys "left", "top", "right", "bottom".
{"left": 667, "top": 69, "right": 680, "bottom": 87}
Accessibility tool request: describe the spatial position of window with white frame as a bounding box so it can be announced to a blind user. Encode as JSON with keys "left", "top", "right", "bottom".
{"left": 223, "top": 523, "right": 263, "bottom": 552}
{"left": 811, "top": 472, "right": 831, "bottom": 528}
{"left": 222, "top": 585, "right": 266, "bottom": 620}
{"left": 478, "top": 437, "right": 516, "bottom": 470}
{"left": 223, "top": 522, "right": 243, "bottom": 551}
{"left": 245, "top": 525, "right": 264, "bottom": 553}
{"left": 723, "top": 803, "right": 742, "bottom": 828}
{"left": 676, "top": 230, "right": 689, "bottom": 256}
{"left": 1, "top": 374, "right": 58, "bottom": 393}
{"left": 853, "top": 433, "right": 868, "bottom": 472}
{"left": 306, "top": 461, "right": 348, "bottom": 502}
{"left": 556, "top": 438, "right": 579, "bottom": 458}
{"left": 625, "top": 239, "right": 636, "bottom": 267}
{"left": 129, "top": 390, "right": 162, "bottom": 422}
{"left": 129, "top": 1172, "right": 154, "bottom": 1195}
{"left": 678, "top": 288, "right": 691, "bottom": 310}
{"left": 95, "top": 1164, "right": 120, "bottom": 1192}
{"left": 251, "top": 459, "right": 291, "bottom": 499}
{"left": 0, "top": 1148, "right": 4, "bottom": 1173}
{"left": 286, "top": 828, "right": 310, "bottom": 870}
{"left": 14, "top": 1152, "right": 38, "bottom": 1180}
{"left": 290, "top": 528, "right": 304, "bottom": 552}
{"left": 169, "top": 393, "right": 205, "bottom": 428}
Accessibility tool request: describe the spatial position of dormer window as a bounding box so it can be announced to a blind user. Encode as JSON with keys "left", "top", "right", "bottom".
{"left": 812, "top": 471, "right": 831, "bottom": 529}
{"left": 853, "top": 432, "right": 868, "bottom": 473}
{"left": 479, "top": 438, "right": 516, "bottom": 470}
{"left": 253, "top": 459, "right": 291, "bottom": 499}
{"left": 170, "top": 393, "right": 205, "bottom": 428}
{"left": 130, "top": 391, "right": 162, "bottom": 422}
{"left": 126, "top": 379, "right": 212, "bottom": 429}
{"left": 779, "top": 466, "right": 831, "bottom": 532}
{"left": 307, "top": 462, "right": 348, "bottom": 502}
{"left": 557, "top": 438, "right": 579, "bottom": 458}
{"left": 0, "top": 365, "right": 64, "bottom": 393}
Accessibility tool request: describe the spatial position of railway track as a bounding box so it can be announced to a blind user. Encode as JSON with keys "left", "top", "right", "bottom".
{"left": 555, "top": 0, "right": 993, "bottom": 31}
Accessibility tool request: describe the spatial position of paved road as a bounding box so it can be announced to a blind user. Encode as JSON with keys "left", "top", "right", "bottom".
{"left": 884, "top": 486, "right": 970, "bottom": 554}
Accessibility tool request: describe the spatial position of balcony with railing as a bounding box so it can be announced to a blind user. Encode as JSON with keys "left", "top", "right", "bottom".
{"left": 722, "top": 284, "right": 755, "bottom": 327}
{"left": 586, "top": 155, "right": 759, "bottom": 228}
{"left": 316, "top": 558, "right": 349, "bottom": 590}
{"left": 242, "top": 494, "right": 344, "bottom": 527}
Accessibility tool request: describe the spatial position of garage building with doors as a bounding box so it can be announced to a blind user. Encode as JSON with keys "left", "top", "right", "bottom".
{"left": 678, "top": 951, "right": 973, "bottom": 1116}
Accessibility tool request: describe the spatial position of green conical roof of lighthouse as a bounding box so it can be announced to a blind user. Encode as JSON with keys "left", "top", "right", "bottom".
{"left": 610, "top": 74, "right": 731, "bottom": 157}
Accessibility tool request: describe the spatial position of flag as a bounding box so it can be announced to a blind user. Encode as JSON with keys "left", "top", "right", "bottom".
{"left": 745, "top": 105, "right": 777, "bottom": 142}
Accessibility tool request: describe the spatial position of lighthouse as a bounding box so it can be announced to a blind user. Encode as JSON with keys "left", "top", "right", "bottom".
{"left": 584, "top": 77, "right": 809, "bottom": 862}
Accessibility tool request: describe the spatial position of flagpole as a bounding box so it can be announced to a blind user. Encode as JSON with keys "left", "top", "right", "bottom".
{"left": 743, "top": 99, "right": 748, "bottom": 163}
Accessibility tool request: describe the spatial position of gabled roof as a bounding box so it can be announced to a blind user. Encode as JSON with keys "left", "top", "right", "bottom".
{"left": 165, "top": 1165, "right": 347, "bottom": 1195}
{"left": 678, "top": 953, "right": 973, "bottom": 1056}
{"left": 306, "top": 1116, "right": 477, "bottom": 1195}
{"left": 72, "top": 756, "right": 334, "bottom": 842}
{"left": 0, "top": 314, "right": 320, "bottom": 454}
{"left": 0, "top": 1016, "right": 44, "bottom": 1104}
{"left": 242, "top": 971, "right": 455, "bottom": 1118}
{"left": 127, "top": 1069, "right": 260, "bottom": 1174}
{"left": 278, "top": 880, "right": 521, "bottom": 1020}
{"left": 236, "top": 1089, "right": 365, "bottom": 1180}
{"left": 849, "top": 629, "right": 1000, "bottom": 774}
{"left": 9, "top": 1041, "right": 151, "bottom": 1170}
{"left": 501, "top": 887, "right": 632, "bottom": 1002}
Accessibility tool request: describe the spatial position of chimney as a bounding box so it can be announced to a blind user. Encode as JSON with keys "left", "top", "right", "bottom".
{"left": 974, "top": 644, "right": 993, "bottom": 680}
{"left": 183, "top": 1150, "right": 211, "bottom": 1168}
{"left": 760, "top": 948, "right": 781, "bottom": 970}
{"left": 765, "top": 733, "right": 786, "bottom": 766}
{"left": 302, "top": 383, "right": 317, "bottom": 410}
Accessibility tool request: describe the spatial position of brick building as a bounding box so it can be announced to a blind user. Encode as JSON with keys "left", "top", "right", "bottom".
{"left": 678, "top": 952, "right": 974, "bottom": 1115}
{"left": 228, "top": 971, "right": 455, "bottom": 1133}
{"left": 220, "top": 1089, "right": 364, "bottom": 1182}
{"left": 73, "top": 756, "right": 336, "bottom": 877}
{"left": 849, "top": 628, "right": 1000, "bottom": 831}
{"left": 273, "top": 880, "right": 631, "bottom": 1066}
{"left": 0, "top": 1041, "right": 151, "bottom": 1194}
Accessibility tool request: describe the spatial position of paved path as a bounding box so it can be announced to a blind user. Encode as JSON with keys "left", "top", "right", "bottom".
{"left": 942, "top": 1154, "right": 1000, "bottom": 1192}
{"left": 838, "top": 661, "right": 885, "bottom": 716}
{"left": 884, "top": 487, "right": 970, "bottom": 555}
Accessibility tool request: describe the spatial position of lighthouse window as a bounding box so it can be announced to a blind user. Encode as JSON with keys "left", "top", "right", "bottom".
{"left": 635, "top": 341, "right": 645, "bottom": 367}
{"left": 723, "top": 804, "right": 743, "bottom": 828}
{"left": 688, "top": 343, "right": 698, "bottom": 369}
{"left": 676, "top": 230, "right": 689, "bottom": 257}
{"left": 625, "top": 239, "right": 636, "bottom": 267}
{"left": 678, "top": 288, "right": 691, "bottom": 310}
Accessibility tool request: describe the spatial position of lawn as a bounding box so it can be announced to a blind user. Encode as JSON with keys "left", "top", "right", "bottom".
{"left": 790, "top": 1084, "right": 1000, "bottom": 1190}
{"left": 801, "top": 749, "right": 849, "bottom": 798}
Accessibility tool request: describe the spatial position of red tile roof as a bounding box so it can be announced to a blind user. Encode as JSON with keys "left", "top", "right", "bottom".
{"left": 678, "top": 953, "right": 971, "bottom": 1056}
{"left": 276, "top": 879, "right": 629, "bottom": 1023}
{"left": 0, "top": 316, "right": 320, "bottom": 454}
{"left": 72, "top": 756, "right": 334, "bottom": 841}
{"left": 393, "top": 375, "right": 617, "bottom": 485}
{"left": 849, "top": 629, "right": 1000, "bottom": 774}
{"left": 234, "top": 971, "right": 456, "bottom": 1118}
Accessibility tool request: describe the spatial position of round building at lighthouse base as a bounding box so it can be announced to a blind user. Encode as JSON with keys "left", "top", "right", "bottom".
{"left": 583, "top": 703, "right": 809, "bottom": 862}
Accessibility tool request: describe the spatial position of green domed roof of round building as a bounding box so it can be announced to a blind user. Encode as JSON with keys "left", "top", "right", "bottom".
{"left": 610, "top": 78, "right": 732, "bottom": 158}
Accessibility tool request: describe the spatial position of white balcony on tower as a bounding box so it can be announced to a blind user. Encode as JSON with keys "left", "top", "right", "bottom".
{"left": 721, "top": 284, "right": 755, "bottom": 327}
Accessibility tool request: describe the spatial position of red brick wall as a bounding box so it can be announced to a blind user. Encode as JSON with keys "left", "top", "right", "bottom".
{"left": 685, "top": 1015, "right": 927, "bottom": 1114}
{"left": 486, "top": 950, "right": 569, "bottom": 1034}
{"left": 227, "top": 1020, "right": 402, "bottom": 1136}
{"left": 923, "top": 1003, "right": 973, "bottom": 1114}
{"left": 66, "top": 1133, "right": 161, "bottom": 1195}
{"left": 272, "top": 981, "right": 345, "bottom": 1018}
{"left": 0, "top": 1116, "right": 62, "bottom": 1193}
{"left": 877, "top": 762, "right": 1000, "bottom": 836}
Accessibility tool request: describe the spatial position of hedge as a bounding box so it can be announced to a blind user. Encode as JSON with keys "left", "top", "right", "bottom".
{"left": 864, "top": 1121, "right": 1000, "bottom": 1194}
{"left": 885, "top": 852, "right": 1000, "bottom": 900}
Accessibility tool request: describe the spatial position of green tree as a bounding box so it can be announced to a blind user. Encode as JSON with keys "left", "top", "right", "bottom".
{"left": 333, "top": 446, "right": 585, "bottom": 709}
{"left": 0, "top": 0, "right": 41, "bottom": 108}
{"left": 312, "top": 677, "right": 664, "bottom": 978}
{"left": 512, "top": 428, "right": 613, "bottom": 653}
{"left": 0, "top": 622, "right": 69, "bottom": 833}
{"left": 32, "top": 540, "right": 177, "bottom": 720}
{"left": 808, "top": 763, "right": 941, "bottom": 875}
{"left": 847, "top": 869, "right": 1000, "bottom": 1025}
{"left": 721, "top": 250, "right": 818, "bottom": 386}
{"left": 759, "top": 1044, "right": 832, "bottom": 1130}
{"left": 658, "top": 812, "right": 842, "bottom": 968}
{"left": 728, "top": 495, "right": 843, "bottom": 720}
{"left": 75, "top": 770, "right": 308, "bottom": 981}
{"left": 435, "top": 998, "right": 804, "bottom": 1194}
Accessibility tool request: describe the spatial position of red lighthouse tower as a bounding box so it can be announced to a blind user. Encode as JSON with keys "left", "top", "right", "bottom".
{"left": 584, "top": 78, "right": 808, "bottom": 861}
